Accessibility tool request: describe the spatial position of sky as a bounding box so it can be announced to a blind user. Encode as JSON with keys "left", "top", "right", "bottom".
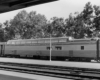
{"left": 0, "top": 0, "right": 100, "bottom": 23}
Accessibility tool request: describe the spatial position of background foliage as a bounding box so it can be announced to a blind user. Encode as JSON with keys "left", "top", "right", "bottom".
{"left": 0, "top": 2, "right": 100, "bottom": 41}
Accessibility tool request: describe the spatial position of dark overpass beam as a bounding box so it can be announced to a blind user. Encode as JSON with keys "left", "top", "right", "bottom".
{"left": 0, "top": 0, "right": 58, "bottom": 13}
{"left": 25, "top": 0, "right": 58, "bottom": 7}
{"left": 9, "top": 0, "right": 58, "bottom": 7}
{"left": 9, "top": 0, "right": 39, "bottom": 7}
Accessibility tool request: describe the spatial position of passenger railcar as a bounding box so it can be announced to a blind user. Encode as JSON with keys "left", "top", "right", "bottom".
{"left": 0, "top": 37, "right": 99, "bottom": 61}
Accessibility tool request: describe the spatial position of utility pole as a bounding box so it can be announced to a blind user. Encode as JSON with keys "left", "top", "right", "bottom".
{"left": 50, "top": 34, "right": 52, "bottom": 61}
{"left": 48, "top": 24, "right": 52, "bottom": 61}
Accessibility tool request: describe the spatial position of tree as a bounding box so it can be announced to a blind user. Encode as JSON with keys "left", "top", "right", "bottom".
{"left": 9, "top": 10, "right": 47, "bottom": 39}
{"left": 27, "top": 11, "right": 47, "bottom": 38}
{"left": 82, "top": 2, "right": 94, "bottom": 38}
{"left": 49, "top": 17, "right": 65, "bottom": 37}
{"left": 0, "top": 23, "right": 5, "bottom": 42}
{"left": 4, "top": 20, "right": 15, "bottom": 41}
{"left": 10, "top": 10, "right": 29, "bottom": 39}
{"left": 93, "top": 5, "right": 100, "bottom": 37}
{"left": 65, "top": 2, "right": 94, "bottom": 38}
{"left": 65, "top": 13, "right": 76, "bottom": 37}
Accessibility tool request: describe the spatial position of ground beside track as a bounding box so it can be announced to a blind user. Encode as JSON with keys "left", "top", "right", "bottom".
{"left": 0, "top": 57, "right": 100, "bottom": 69}
{"left": 0, "top": 74, "right": 33, "bottom": 80}
{"left": 0, "top": 70, "right": 71, "bottom": 80}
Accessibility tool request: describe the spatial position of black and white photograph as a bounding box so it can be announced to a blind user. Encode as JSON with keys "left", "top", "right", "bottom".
{"left": 0, "top": 0, "right": 100, "bottom": 80}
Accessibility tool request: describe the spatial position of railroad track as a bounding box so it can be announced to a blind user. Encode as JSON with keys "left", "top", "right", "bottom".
{"left": 0, "top": 62, "right": 99, "bottom": 80}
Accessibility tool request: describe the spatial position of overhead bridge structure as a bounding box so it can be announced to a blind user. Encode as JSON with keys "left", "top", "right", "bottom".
{"left": 0, "top": 0, "right": 58, "bottom": 13}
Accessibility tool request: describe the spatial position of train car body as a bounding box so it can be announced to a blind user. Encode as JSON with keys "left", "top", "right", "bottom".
{"left": 0, "top": 37, "right": 99, "bottom": 61}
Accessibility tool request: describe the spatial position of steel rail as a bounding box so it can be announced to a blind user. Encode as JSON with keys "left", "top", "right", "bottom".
{"left": 0, "top": 62, "right": 99, "bottom": 80}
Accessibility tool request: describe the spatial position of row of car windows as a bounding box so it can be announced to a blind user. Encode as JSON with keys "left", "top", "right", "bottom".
{"left": 7, "top": 41, "right": 91, "bottom": 45}
{"left": 47, "top": 46, "right": 84, "bottom": 50}
{"left": 7, "top": 39, "right": 69, "bottom": 44}
{"left": 47, "top": 46, "right": 62, "bottom": 50}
